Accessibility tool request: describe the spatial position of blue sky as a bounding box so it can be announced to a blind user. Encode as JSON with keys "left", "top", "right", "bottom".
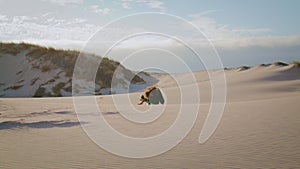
{"left": 0, "top": 0, "right": 299, "bottom": 72}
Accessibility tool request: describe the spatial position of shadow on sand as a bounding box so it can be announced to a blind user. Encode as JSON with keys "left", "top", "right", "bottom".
{"left": 29, "top": 111, "right": 73, "bottom": 116}
{"left": 102, "top": 111, "right": 119, "bottom": 115}
{"left": 0, "top": 120, "right": 87, "bottom": 130}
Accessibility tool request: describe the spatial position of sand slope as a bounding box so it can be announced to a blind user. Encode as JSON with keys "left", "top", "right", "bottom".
{"left": 0, "top": 64, "right": 300, "bottom": 168}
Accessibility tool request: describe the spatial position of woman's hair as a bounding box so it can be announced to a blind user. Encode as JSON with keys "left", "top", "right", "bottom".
{"left": 144, "top": 86, "right": 157, "bottom": 97}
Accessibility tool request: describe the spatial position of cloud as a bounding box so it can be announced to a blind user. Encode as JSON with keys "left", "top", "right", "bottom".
{"left": 189, "top": 10, "right": 217, "bottom": 17}
{"left": 43, "top": 0, "right": 84, "bottom": 6}
{"left": 0, "top": 14, "right": 99, "bottom": 48}
{"left": 89, "top": 5, "right": 113, "bottom": 15}
{"left": 212, "top": 35, "right": 300, "bottom": 49}
{"left": 1, "top": 8, "right": 299, "bottom": 59}
{"left": 115, "top": 35, "right": 175, "bottom": 49}
{"left": 231, "top": 28, "right": 272, "bottom": 35}
{"left": 144, "top": 0, "right": 165, "bottom": 12}
{"left": 119, "top": 0, "right": 165, "bottom": 12}
{"left": 0, "top": 14, "right": 9, "bottom": 21}
{"left": 186, "top": 11, "right": 292, "bottom": 52}
{"left": 105, "top": 35, "right": 300, "bottom": 73}
{"left": 186, "top": 11, "right": 275, "bottom": 44}
{"left": 1, "top": 10, "right": 298, "bottom": 73}
{"left": 184, "top": 12, "right": 300, "bottom": 49}
{"left": 17, "top": 39, "right": 87, "bottom": 50}
{"left": 121, "top": 2, "right": 130, "bottom": 9}
{"left": 188, "top": 13, "right": 221, "bottom": 39}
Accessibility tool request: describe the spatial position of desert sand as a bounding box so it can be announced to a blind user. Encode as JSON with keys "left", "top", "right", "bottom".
{"left": 1, "top": 64, "right": 300, "bottom": 168}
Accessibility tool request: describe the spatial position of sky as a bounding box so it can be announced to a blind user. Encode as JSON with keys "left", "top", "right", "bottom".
{"left": 0, "top": 0, "right": 300, "bottom": 72}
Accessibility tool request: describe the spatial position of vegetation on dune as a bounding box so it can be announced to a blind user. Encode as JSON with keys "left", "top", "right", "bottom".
{"left": 41, "top": 65, "right": 52, "bottom": 72}
{"left": 292, "top": 61, "right": 300, "bottom": 67}
{"left": 238, "top": 66, "right": 251, "bottom": 71}
{"left": 16, "top": 70, "right": 23, "bottom": 75}
{"left": 30, "top": 77, "right": 39, "bottom": 86}
{"left": 33, "top": 87, "right": 46, "bottom": 97}
{"left": 16, "top": 79, "right": 24, "bottom": 84}
{"left": 259, "top": 63, "right": 271, "bottom": 67}
{"left": 273, "top": 61, "right": 288, "bottom": 66}
{"left": 0, "top": 42, "right": 33, "bottom": 55}
{"left": 24, "top": 44, "right": 79, "bottom": 76}
{"left": 0, "top": 42, "right": 146, "bottom": 96}
{"left": 96, "top": 57, "right": 145, "bottom": 88}
{"left": 0, "top": 42, "right": 79, "bottom": 76}
{"left": 140, "top": 71, "right": 150, "bottom": 76}
{"left": 4, "top": 85, "right": 23, "bottom": 91}
{"left": 51, "top": 82, "right": 66, "bottom": 97}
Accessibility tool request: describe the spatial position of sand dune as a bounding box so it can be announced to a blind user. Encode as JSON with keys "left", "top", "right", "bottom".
{"left": 0, "top": 64, "right": 300, "bottom": 168}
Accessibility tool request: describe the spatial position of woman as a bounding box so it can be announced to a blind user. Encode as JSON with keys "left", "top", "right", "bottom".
{"left": 138, "top": 85, "right": 164, "bottom": 105}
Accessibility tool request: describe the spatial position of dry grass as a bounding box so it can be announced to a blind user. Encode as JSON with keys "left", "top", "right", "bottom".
{"left": 0, "top": 42, "right": 33, "bottom": 55}
{"left": 259, "top": 63, "right": 271, "bottom": 67}
{"left": 31, "top": 63, "right": 40, "bottom": 69}
{"left": 30, "top": 77, "right": 39, "bottom": 86}
{"left": 16, "top": 70, "right": 23, "bottom": 75}
{"left": 292, "top": 61, "right": 300, "bottom": 67}
{"left": 16, "top": 79, "right": 24, "bottom": 84}
{"left": 64, "top": 85, "right": 72, "bottom": 93}
{"left": 51, "top": 82, "right": 66, "bottom": 97}
{"left": 4, "top": 85, "right": 23, "bottom": 91}
{"left": 41, "top": 79, "right": 55, "bottom": 86}
{"left": 238, "top": 66, "right": 251, "bottom": 71}
{"left": 1, "top": 42, "right": 147, "bottom": 97}
{"left": 33, "top": 87, "right": 46, "bottom": 97}
{"left": 41, "top": 65, "right": 51, "bottom": 72}
{"left": 273, "top": 61, "right": 288, "bottom": 66}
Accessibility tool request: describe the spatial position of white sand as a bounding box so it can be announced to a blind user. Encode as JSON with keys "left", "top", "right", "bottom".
{"left": 0, "top": 64, "right": 300, "bottom": 168}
